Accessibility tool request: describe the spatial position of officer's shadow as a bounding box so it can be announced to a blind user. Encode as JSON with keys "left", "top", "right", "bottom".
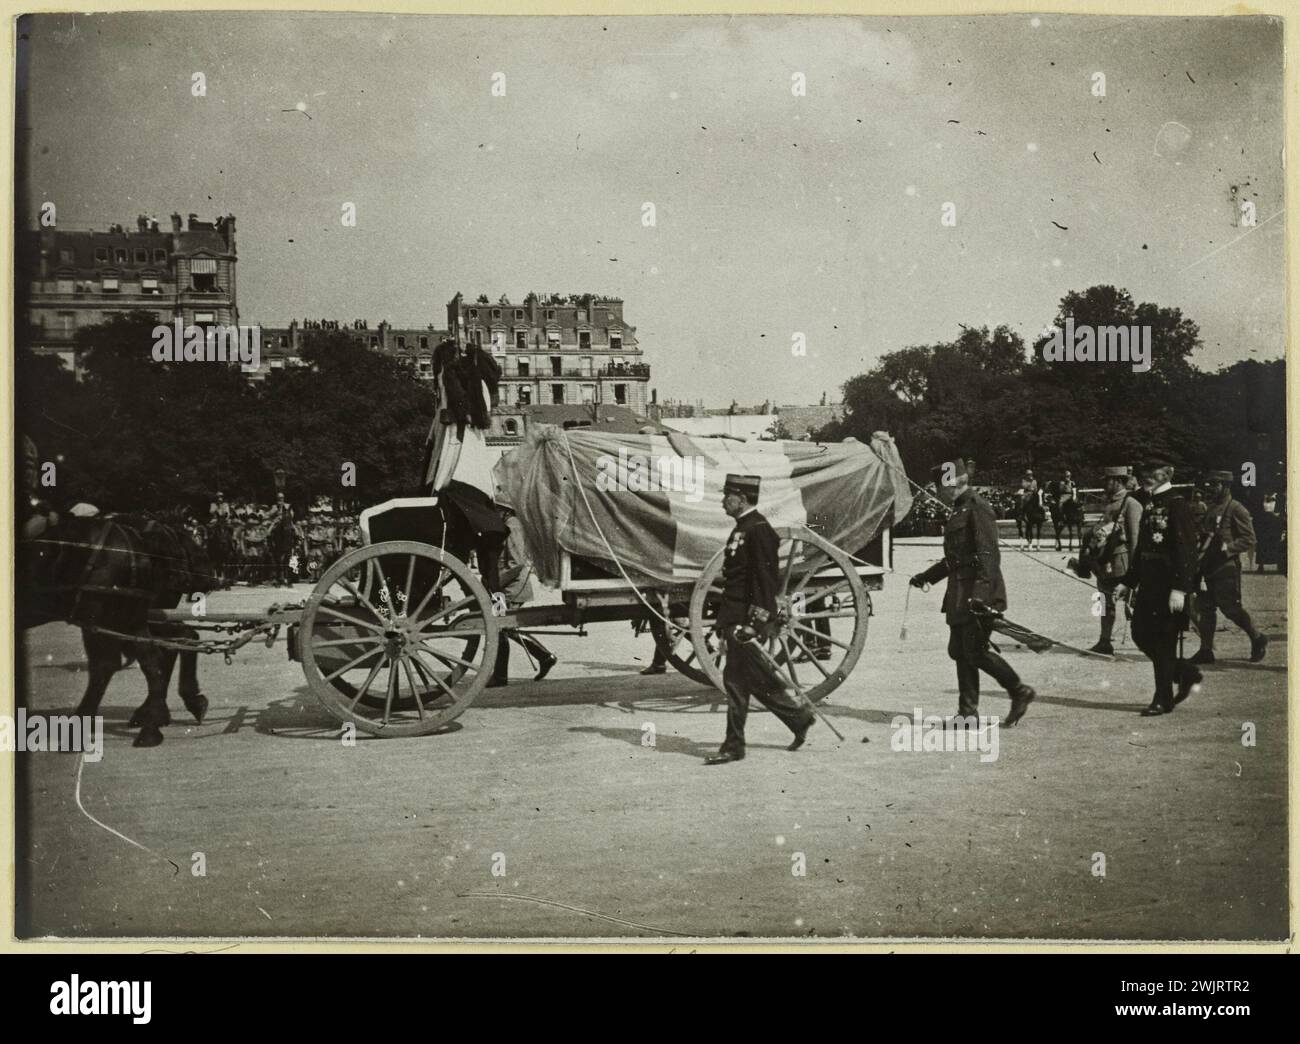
{"left": 567, "top": 725, "right": 718, "bottom": 759}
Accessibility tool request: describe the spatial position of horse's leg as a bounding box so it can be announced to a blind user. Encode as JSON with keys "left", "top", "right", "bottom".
{"left": 176, "top": 636, "right": 207, "bottom": 723}
{"left": 130, "top": 641, "right": 172, "bottom": 747}
{"left": 75, "top": 629, "right": 122, "bottom": 717}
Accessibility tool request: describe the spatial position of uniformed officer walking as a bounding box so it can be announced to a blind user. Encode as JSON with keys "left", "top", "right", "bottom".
{"left": 909, "top": 458, "right": 1037, "bottom": 725}
{"left": 705, "top": 474, "right": 815, "bottom": 765}
{"left": 1113, "top": 458, "right": 1201, "bottom": 715}
{"left": 1190, "top": 469, "right": 1268, "bottom": 664}
{"left": 1087, "top": 465, "right": 1143, "bottom": 654}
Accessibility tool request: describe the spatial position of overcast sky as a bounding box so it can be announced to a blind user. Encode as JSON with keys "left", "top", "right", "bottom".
{"left": 20, "top": 12, "right": 1285, "bottom": 406}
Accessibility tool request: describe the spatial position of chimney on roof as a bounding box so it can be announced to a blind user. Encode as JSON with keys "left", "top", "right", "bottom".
{"left": 171, "top": 213, "right": 182, "bottom": 233}
{"left": 222, "top": 213, "right": 236, "bottom": 251}
{"left": 136, "top": 214, "right": 148, "bottom": 232}
{"left": 187, "top": 213, "right": 198, "bottom": 229}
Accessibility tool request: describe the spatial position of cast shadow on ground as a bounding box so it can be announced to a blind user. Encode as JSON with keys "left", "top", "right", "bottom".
{"left": 566, "top": 725, "right": 720, "bottom": 759}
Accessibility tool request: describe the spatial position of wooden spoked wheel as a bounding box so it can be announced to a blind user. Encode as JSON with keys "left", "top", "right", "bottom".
{"left": 300, "top": 540, "right": 500, "bottom": 737}
{"left": 687, "top": 525, "right": 869, "bottom": 704}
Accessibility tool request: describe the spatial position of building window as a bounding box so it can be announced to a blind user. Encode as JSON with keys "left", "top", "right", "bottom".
{"left": 581, "top": 384, "right": 595, "bottom": 403}
{"left": 58, "top": 312, "right": 75, "bottom": 336}
{"left": 280, "top": 335, "right": 289, "bottom": 348}
{"left": 515, "top": 331, "right": 527, "bottom": 351}
{"left": 472, "top": 329, "right": 483, "bottom": 347}
{"left": 397, "top": 336, "right": 406, "bottom": 349}
{"left": 141, "top": 277, "right": 159, "bottom": 294}
{"left": 418, "top": 357, "right": 432, "bottom": 374}
{"left": 492, "top": 309, "right": 501, "bottom": 320}
{"left": 134, "top": 248, "right": 148, "bottom": 264}
{"left": 514, "top": 309, "right": 524, "bottom": 320}
{"left": 579, "top": 331, "right": 591, "bottom": 350}
{"left": 115, "top": 248, "right": 128, "bottom": 263}
{"left": 190, "top": 259, "right": 218, "bottom": 292}
{"left": 101, "top": 277, "right": 120, "bottom": 293}
{"left": 551, "top": 385, "right": 565, "bottom": 405}
{"left": 547, "top": 333, "right": 561, "bottom": 350}
{"left": 614, "top": 384, "right": 627, "bottom": 405}
{"left": 546, "top": 309, "right": 555, "bottom": 320}
{"left": 420, "top": 336, "right": 429, "bottom": 349}
{"left": 576, "top": 309, "right": 587, "bottom": 322}
{"left": 94, "top": 247, "right": 109, "bottom": 263}
{"left": 154, "top": 249, "right": 167, "bottom": 263}
{"left": 550, "top": 356, "right": 562, "bottom": 377}
{"left": 517, "top": 358, "right": 530, "bottom": 377}
{"left": 504, "top": 418, "right": 519, "bottom": 436}
{"left": 370, "top": 336, "right": 379, "bottom": 347}
{"left": 580, "top": 356, "right": 592, "bottom": 377}
{"left": 518, "top": 387, "right": 532, "bottom": 405}
{"left": 610, "top": 334, "right": 622, "bottom": 351}
{"left": 468, "top": 308, "right": 478, "bottom": 320}
{"left": 59, "top": 248, "right": 74, "bottom": 264}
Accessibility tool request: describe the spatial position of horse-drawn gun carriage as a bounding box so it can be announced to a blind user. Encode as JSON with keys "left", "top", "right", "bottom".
{"left": 20, "top": 428, "right": 912, "bottom": 745}
{"left": 284, "top": 427, "right": 912, "bottom": 737}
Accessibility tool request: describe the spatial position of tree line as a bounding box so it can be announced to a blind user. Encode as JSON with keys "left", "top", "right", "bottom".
{"left": 815, "top": 285, "right": 1286, "bottom": 500}
{"left": 18, "top": 311, "right": 435, "bottom": 513}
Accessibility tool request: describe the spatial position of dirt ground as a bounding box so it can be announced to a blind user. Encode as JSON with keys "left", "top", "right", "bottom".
{"left": 14, "top": 544, "right": 1289, "bottom": 941}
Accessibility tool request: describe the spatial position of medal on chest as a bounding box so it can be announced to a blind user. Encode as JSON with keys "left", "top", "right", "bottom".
{"left": 726, "top": 530, "right": 746, "bottom": 557}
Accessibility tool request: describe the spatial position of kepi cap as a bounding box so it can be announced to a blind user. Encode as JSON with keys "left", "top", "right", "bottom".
{"left": 723, "top": 473, "right": 761, "bottom": 497}
{"left": 1206, "top": 469, "right": 1234, "bottom": 484}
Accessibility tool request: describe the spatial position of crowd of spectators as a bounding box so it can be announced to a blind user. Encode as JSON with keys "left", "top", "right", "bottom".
{"left": 181, "top": 496, "right": 364, "bottom": 585}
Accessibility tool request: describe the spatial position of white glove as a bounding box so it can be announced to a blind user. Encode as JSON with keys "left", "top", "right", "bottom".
{"left": 1168, "top": 590, "right": 1186, "bottom": 613}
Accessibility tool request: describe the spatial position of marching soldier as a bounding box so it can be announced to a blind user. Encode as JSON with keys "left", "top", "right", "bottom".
{"left": 1086, "top": 466, "right": 1143, "bottom": 654}
{"left": 1190, "top": 470, "right": 1268, "bottom": 664}
{"left": 909, "top": 457, "right": 1036, "bottom": 724}
{"left": 1113, "top": 458, "right": 1201, "bottom": 716}
{"left": 705, "top": 474, "right": 815, "bottom": 765}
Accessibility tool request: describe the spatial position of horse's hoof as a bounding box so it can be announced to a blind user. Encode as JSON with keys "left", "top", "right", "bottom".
{"left": 184, "top": 693, "right": 209, "bottom": 724}
{"left": 133, "top": 726, "right": 164, "bottom": 748}
{"left": 129, "top": 706, "right": 171, "bottom": 728}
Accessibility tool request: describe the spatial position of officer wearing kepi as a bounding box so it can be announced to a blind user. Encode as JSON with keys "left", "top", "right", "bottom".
{"left": 705, "top": 473, "right": 815, "bottom": 765}
{"left": 1083, "top": 465, "right": 1143, "bottom": 654}
{"left": 1114, "top": 457, "right": 1201, "bottom": 716}
{"left": 909, "top": 457, "right": 1037, "bottom": 725}
{"left": 1190, "top": 469, "right": 1268, "bottom": 664}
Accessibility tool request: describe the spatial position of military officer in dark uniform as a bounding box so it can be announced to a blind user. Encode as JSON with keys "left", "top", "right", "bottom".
{"left": 705, "top": 474, "right": 815, "bottom": 765}
{"left": 909, "top": 457, "right": 1036, "bottom": 725}
{"left": 1114, "top": 458, "right": 1201, "bottom": 716}
{"left": 1190, "top": 469, "right": 1267, "bottom": 664}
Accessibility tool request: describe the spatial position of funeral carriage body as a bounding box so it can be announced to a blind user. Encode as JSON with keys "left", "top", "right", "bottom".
{"left": 274, "top": 427, "right": 912, "bottom": 737}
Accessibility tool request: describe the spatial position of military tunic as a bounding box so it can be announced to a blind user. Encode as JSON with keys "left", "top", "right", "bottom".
{"left": 1122, "top": 485, "right": 1198, "bottom": 709}
{"left": 716, "top": 508, "right": 813, "bottom": 756}
{"left": 1195, "top": 495, "right": 1261, "bottom": 653}
{"left": 915, "top": 488, "right": 1021, "bottom": 713}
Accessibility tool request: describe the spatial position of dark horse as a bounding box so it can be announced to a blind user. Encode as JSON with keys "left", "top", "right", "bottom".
{"left": 206, "top": 519, "right": 234, "bottom": 589}
{"left": 21, "top": 513, "right": 214, "bottom": 747}
{"left": 1048, "top": 491, "right": 1083, "bottom": 551}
